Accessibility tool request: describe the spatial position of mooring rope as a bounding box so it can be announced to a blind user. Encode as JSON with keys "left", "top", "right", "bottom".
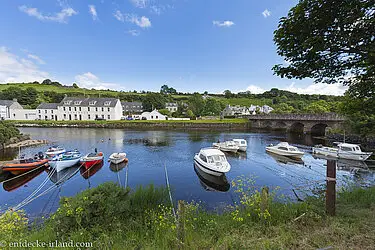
{"left": 164, "top": 162, "right": 176, "bottom": 219}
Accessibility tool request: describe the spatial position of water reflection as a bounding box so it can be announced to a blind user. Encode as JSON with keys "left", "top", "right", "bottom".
{"left": 3, "top": 166, "right": 47, "bottom": 192}
{"left": 194, "top": 163, "right": 230, "bottom": 192}
{"left": 109, "top": 162, "right": 127, "bottom": 172}
{"left": 80, "top": 161, "right": 104, "bottom": 180}
{"left": 47, "top": 165, "right": 80, "bottom": 185}
{"left": 267, "top": 152, "right": 304, "bottom": 165}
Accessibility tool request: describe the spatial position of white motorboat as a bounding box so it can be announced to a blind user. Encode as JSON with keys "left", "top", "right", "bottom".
{"left": 194, "top": 148, "right": 231, "bottom": 176}
{"left": 312, "top": 143, "right": 372, "bottom": 161}
{"left": 45, "top": 145, "right": 66, "bottom": 157}
{"left": 109, "top": 153, "right": 128, "bottom": 164}
{"left": 232, "top": 139, "right": 247, "bottom": 152}
{"left": 212, "top": 141, "right": 239, "bottom": 153}
{"left": 49, "top": 150, "right": 81, "bottom": 173}
{"left": 265, "top": 142, "right": 304, "bottom": 159}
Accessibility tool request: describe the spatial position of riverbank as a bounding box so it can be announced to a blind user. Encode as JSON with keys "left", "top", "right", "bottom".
{"left": 9, "top": 119, "right": 251, "bottom": 131}
{"left": 1, "top": 182, "right": 374, "bottom": 249}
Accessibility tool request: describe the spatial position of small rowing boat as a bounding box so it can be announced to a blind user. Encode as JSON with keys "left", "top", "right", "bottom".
{"left": 49, "top": 150, "right": 81, "bottom": 173}
{"left": 108, "top": 152, "right": 128, "bottom": 164}
{"left": 3, "top": 158, "right": 49, "bottom": 175}
{"left": 81, "top": 150, "right": 104, "bottom": 169}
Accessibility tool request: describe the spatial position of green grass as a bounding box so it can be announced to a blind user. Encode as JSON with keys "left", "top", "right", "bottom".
{"left": 1, "top": 181, "right": 375, "bottom": 249}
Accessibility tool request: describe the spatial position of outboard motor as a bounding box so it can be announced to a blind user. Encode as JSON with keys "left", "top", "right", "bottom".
{"left": 38, "top": 152, "right": 44, "bottom": 159}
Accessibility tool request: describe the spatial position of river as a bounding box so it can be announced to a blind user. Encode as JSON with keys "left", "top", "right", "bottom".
{"left": 0, "top": 127, "right": 374, "bottom": 219}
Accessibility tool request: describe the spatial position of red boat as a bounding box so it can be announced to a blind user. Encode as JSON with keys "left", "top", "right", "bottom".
{"left": 2, "top": 158, "right": 49, "bottom": 175}
{"left": 80, "top": 160, "right": 104, "bottom": 179}
{"left": 80, "top": 151, "right": 104, "bottom": 169}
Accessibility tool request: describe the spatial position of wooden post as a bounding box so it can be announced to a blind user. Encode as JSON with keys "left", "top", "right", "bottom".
{"left": 177, "top": 200, "right": 185, "bottom": 248}
{"left": 326, "top": 160, "right": 336, "bottom": 216}
{"left": 260, "top": 187, "right": 269, "bottom": 215}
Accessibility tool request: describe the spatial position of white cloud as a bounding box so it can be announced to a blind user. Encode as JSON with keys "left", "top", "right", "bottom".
{"left": 262, "top": 9, "right": 271, "bottom": 18}
{"left": 0, "top": 47, "right": 49, "bottom": 83}
{"left": 244, "top": 82, "right": 347, "bottom": 96}
{"left": 19, "top": 5, "right": 77, "bottom": 23}
{"left": 88, "top": 5, "right": 98, "bottom": 21}
{"left": 75, "top": 72, "right": 125, "bottom": 90}
{"left": 114, "top": 11, "right": 152, "bottom": 29}
{"left": 127, "top": 29, "right": 141, "bottom": 36}
{"left": 130, "top": 0, "right": 148, "bottom": 8}
{"left": 126, "top": 14, "right": 151, "bottom": 28}
{"left": 213, "top": 20, "right": 235, "bottom": 27}
{"left": 246, "top": 85, "right": 266, "bottom": 94}
{"left": 284, "top": 82, "right": 348, "bottom": 96}
{"left": 27, "top": 54, "right": 45, "bottom": 65}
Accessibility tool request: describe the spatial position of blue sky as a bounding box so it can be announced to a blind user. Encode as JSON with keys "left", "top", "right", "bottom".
{"left": 0, "top": 0, "right": 347, "bottom": 95}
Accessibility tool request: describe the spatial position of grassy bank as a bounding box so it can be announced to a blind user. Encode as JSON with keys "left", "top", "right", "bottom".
{"left": 1, "top": 182, "right": 375, "bottom": 249}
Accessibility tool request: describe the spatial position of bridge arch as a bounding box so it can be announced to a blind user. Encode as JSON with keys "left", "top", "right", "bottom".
{"left": 289, "top": 122, "right": 304, "bottom": 134}
{"left": 275, "top": 121, "right": 288, "bottom": 131}
{"left": 310, "top": 123, "right": 328, "bottom": 136}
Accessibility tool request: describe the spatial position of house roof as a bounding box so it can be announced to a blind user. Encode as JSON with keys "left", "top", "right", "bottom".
{"left": 37, "top": 103, "right": 59, "bottom": 109}
{"left": 121, "top": 102, "right": 143, "bottom": 106}
{"left": 60, "top": 97, "right": 119, "bottom": 107}
{"left": 0, "top": 100, "right": 17, "bottom": 107}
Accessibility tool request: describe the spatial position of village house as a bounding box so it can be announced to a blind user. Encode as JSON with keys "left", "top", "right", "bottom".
{"left": 249, "top": 104, "right": 274, "bottom": 115}
{"left": 0, "top": 99, "right": 36, "bottom": 120}
{"left": 36, "top": 103, "right": 59, "bottom": 120}
{"left": 121, "top": 102, "right": 143, "bottom": 115}
{"left": 141, "top": 109, "right": 167, "bottom": 120}
{"left": 57, "top": 97, "right": 122, "bottom": 121}
{"left": 165, "top": 102, "right": 178, "bottom": 113}
{"left": 222, "top": 105, "right": 250, "bottom": 117}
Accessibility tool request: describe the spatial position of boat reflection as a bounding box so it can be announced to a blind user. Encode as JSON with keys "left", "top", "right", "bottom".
{"left": 3, "top": 165, "right": 48, "bottom": 192}
{"left": 194, "top": 163, "right": 230, "bottom": 192}
{"left": 313, "top": 155, "right": 371, "bottom": 175}
{"left": 47, "top": 164, "right": 80, "bottom": 185}
{"left": 109, "top": 162, "right": 128, "bottom": 172}
{"left": 267, "top": 152, "right": 304, "bottom": 165}
{"left": 226, "top": 152, "right": 248, "bottom": 160}
{"left": 80, "top": 161, "right": 104, "bottom": 179}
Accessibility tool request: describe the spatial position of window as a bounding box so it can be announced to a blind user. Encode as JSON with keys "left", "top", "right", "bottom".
{"left": 79, "top": 107, "right": 81, "bottom": 111}
{"left": 108, "top": 115, "right": 110, "bottom": 119}
{"left": 95, "top": 115, "right": 98, "bottom": 119}
{"left": 89, "top": 101, "right": 96, "bottom": 105}
{"left": 63, "top": 107, "right": 66, "bottom": 111}
{"left": 45, "top": 116, "right": 47, "bottom": 120}
{"left": 156, "top": 116, "right": 158, "bottom": 119}
{"left": 45, "top": 110, "right": 47, "bottom": 113}
{"left": 74, "top": 101, "right": 82, "bottom": 105}
{"left": 51, "top": 115, "right": 54, "bottom": 120}
{"left": 104, "top": 101, "right": 111, "bottom": 106}
{"left": 151, "top": 116, "right": 153, "bottom": 119}
{"left": 64, "top": 101, "right": 72, "bottom": 105}
{"left": 39, "top": 115, "right": 41, "bottom": 119}
{"left": 88, "top": 107, "right": 90, "bottom": 112}
{"left": 341, "top": 147, "right": 353, "bottom": 151}
{"left": 199, "top": 154, "right": 207, "bottom": 162}
{"left": 108, "top": 107, "right": 110, "bottom": 112}
{"left": 38, "top": 110, "right": 41, "bottom": 113}
{"left": 102, "top": 115, "right": 104, "bottom": 118}
{"left": 74, "top": 107, "right": 77, "bottom": 111}
{"left": 51, "top": 110, "right": 53, "bottom": 114}
{"left": 63, "top": 114, "right": 66, "bottom": 119}
{"left": 74, "top": 114, "right": 77, "bottom": 120}
{"left": 102, "top": 107, "right": 104, "bottom": 112}
{"left": 69, "top": 107, "right": 71, "bottom": 111}
{"left": 278, "top": 147, "right": 288, "bottom": 151}
{"left": 88, "top": 114, "right": 91, "bottom": 120}
{"left": 96, "top": 107, "right": 98, "bottom": 112}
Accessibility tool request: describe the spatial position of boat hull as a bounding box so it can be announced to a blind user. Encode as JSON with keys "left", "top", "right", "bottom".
{"left": 194, "top": 159, "right": 223, "bottom": 176}
{"left": 265, "top": 147, "right": 304, "bottom": 159}
{"left": 49, "top": 158, "right": 80, "bottom": 172}
{"left": 237, "top": 146, "right": 247, "bottom": 152}
{"left": 81, "top": 158, "right": 104, "bottom": 169}
{"left": 312, "top": 147, "right": 372, "bottom": 161}
{"left": 3, "top": 159, "right": 49, "bottom": 175}
{"left": 109, "top": 153, "right": 128, "bottom": 164}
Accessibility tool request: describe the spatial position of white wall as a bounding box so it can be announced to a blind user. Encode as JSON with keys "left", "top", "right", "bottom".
{"left": 0, "top": 106, "right": 7, "bottom": 119}
{"left": 10, "top": 109, "right": 37, "bottom": 120}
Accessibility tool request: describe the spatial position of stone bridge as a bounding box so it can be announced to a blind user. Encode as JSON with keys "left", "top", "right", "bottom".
{"left": 247, "top": 113, "right": 345, "bottom": 136}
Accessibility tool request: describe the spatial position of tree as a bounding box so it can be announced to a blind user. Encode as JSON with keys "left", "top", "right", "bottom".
{"left": 42, "top": 79, "right": 52, "bottom": 85}
{"left": 142, "top": 93, "right": 167, "bottom": 111}
{"left": 223, "top": 90, "right": 233, "bottom": 99}
{"left": 160, "top": 85, "right": 177, "bottom": 95}
{"left": 272, "top": 103, "right": 295, "bottom": 114}
{"left": 188, "top": 93, "right": 205, "bottom": 117}
{"left": 72, "top": 83, "right": 79, "bottom": 88}
{"left": 304, "top": 100, "right": 330, "bottom": 113}
{"left": 158, "top": 109, "right": 171, "bottom": 116}
{"left": 0, "top": 122, "right": 20, "bottom": 145}
{"left": 202, "top": 98, "right": 222, "bottom": 116}
{"left": 273, "top": 0, "right": 375, "bottom": 96}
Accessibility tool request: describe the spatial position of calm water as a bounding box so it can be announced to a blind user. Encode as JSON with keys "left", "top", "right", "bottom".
{"left": 1, "top": 128, "right": 374, "bottom": 218}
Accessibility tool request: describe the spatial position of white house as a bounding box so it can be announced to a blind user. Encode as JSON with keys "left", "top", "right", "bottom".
{"left": 222, "top": 105, "right": 250, "bottom": 116}
{"left": 141, "top": 109, "right": 167, "bottom": 120}
{"left": 165, "top": 102, "right": 178, "bottom": 113}
{"left": 249, "top": 104, "right": 274, "bottom": 115}
{"left": 36, "top": 103, "right": 59, "bottom": 120}
{"left": 57, "top": 97, "right": 123, "bottom": 121}
{"left": 0, "top": 99, "right": 23, "bottom": 120}
{"left": 121, "top": 102, "right": 143, "bottom": 114}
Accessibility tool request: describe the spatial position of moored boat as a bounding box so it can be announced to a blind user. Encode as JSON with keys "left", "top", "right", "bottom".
{"left": 265, "top": 142, "right": 304, "bottom": 159}
{"left": 49, "top": 150, "right": 81, "bottom": 173}
{"left": 194, "top": 148, "right": 231, "bottom": 176}
{"left": 80, "top": 151, "right": 104, "bottom": 169}
{"left": 312, "top": 143, "right": 372, "bottom": 161}
{"left": 108, "top": 152, "right": 128, "bottom": 164}
{"left": 232, "top": 139, "right": 247, "bottom": 152}
{"left": 3, "top": 157, "right": 49, "bottom": 175}
{"left": 81, "top": 160, "right": 104, "bottom": 179}
{"left": 212, "top": 141, "right": 239, "bottom": 153}
{"left": 45, "top": 146, "right": 66, "bottom": 157}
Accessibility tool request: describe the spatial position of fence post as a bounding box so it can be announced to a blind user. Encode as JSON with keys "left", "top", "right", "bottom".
{"left": 326, "top": 160, "right": 336, "bottom": 216}
{"left": 177, "top": 200, "right": 185, "bottom": 248}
